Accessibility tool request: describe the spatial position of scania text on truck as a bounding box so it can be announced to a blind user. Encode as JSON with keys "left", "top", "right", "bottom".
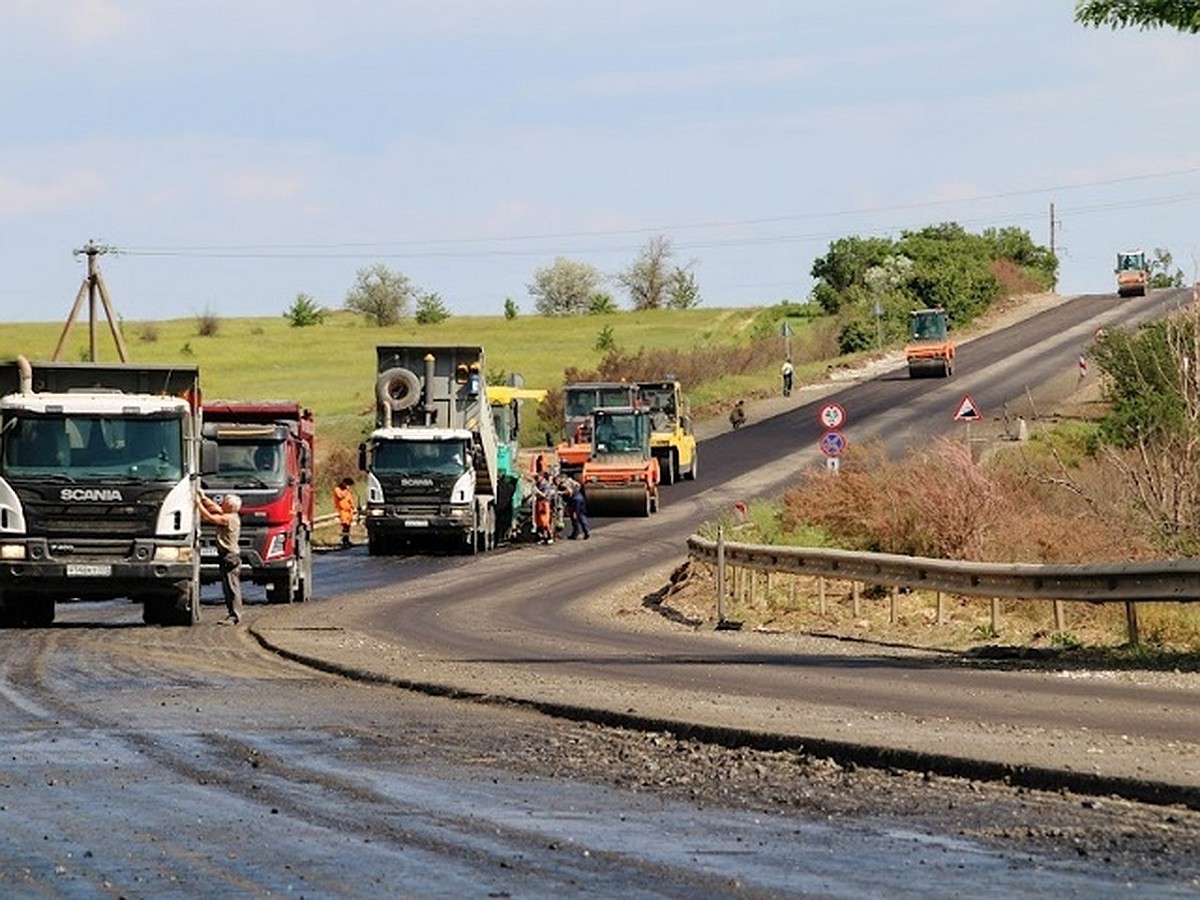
{"left": 359, "top": 345, "right": 506, "bottom": 555}
{"left": 0, "top": 357, "right": 202, "bottom": 627}
{"left": 200, "top": 401, "right": 315, "bottom": 604}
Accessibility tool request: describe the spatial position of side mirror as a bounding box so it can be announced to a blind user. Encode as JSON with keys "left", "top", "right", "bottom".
{"left": 200, "top": 439, "right": 219, "bottom": 477}
{"left": 357, "top": 443, "right": 367, "bottom": 472}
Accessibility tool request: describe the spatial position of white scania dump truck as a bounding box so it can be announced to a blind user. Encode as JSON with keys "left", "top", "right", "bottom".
{"left": 0, "top": 358, "right": 203, "bottom": 626}
{"left": 359, "top": 345, "right": 510, "bottom": 555}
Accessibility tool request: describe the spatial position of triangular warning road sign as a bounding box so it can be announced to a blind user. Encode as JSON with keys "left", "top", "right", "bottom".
{"left": 954, "top": 394, "right": 982, "bottom": 421}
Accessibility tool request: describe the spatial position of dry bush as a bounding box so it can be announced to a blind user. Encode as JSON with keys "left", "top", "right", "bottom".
{"left": 564, "top": 335, "right": 781, "bottom": 389}
{"left": 138, "top": 323, "right": 160, "bottom": 343}
{"left": 781, "top": 439, "right": 1007, "bottom": 559}
{"left": 991, "top": 258, "right": 1046, "bottom": 297}
{"left": 317, "top": 442, "right": 360, "bottom": 504}
{"left": 196, "top": 308, "right": 220, "bottom": 337}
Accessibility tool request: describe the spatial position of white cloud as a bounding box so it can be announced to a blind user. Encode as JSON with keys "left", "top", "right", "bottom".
{"left": 0, "top": 170, "right": 107, "bottom": 217}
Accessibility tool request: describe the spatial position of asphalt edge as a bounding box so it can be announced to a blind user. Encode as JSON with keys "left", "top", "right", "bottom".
{"left": 249, "top": 623, "right": 1200, "bottom": 813}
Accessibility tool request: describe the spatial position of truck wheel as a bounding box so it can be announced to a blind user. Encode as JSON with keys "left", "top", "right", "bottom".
{"left": 25, "top": 597, "right": 55, "bottom": 628}
{"left": 683, "top": 452, "right": 698, "bottom": 482}
{"left": 0, "top": 591, "right": 17, "bottom": 628}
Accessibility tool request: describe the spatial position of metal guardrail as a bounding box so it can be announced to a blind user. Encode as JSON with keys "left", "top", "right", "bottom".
{"left": 687, "top": 535, "right": 1200, "bottom": 603}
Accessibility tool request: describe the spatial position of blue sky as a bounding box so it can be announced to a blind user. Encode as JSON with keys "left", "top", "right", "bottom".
{"left": 1, "top": 1, "right": 1198, "bottom": 324}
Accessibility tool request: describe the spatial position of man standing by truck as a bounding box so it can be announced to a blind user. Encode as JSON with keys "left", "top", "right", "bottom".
{"left": 199, "top": 492, "right": 244, "bottom": 625}
{"left": 334, "top": 477, "right": 358, "bottom": 549}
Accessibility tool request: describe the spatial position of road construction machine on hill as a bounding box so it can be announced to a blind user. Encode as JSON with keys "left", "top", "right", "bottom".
{"left": 555, "top": 381, "right": 639, "bottom": 479}
{"left": 636, "top": 380, "right": 698, "bottom": 485}
{"left": 361, "top": 345, "right": 512, "bottom": 555}
{"left": 904, "top": 307, "right": 954, "bottom": 378}
{"left": 1115, "top": 250, "right": 1149, "bottom": 298}
{"left": 580, "top": 406, "right": 660, "bottom": 517}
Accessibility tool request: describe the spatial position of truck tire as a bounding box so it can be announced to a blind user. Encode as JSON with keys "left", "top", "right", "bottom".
{"left": 683, "top": 452, "right": 698, "bottom": 482}
{"left": 662, "top": 451, "right": 677, "bottom": 486}
{"left": 377, "top": 367, "right": 422, "bottom": 413}
{"left": 148, "top": 578, "right": 199, "bottom": 626}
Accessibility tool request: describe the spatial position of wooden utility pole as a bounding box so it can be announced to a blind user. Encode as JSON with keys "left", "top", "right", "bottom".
{"left": 1049, "top": 202, "right": 1058, "bottom": 258}
{"left": 53, "top": 240, "right": 129, "bottom": 362}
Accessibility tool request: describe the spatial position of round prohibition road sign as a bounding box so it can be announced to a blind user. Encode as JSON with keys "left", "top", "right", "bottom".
{"left": 818, "top": 402, "right": 846, "bottom": 430}
{"left": 819, "top": 430, "right": 847, "bottom": 457}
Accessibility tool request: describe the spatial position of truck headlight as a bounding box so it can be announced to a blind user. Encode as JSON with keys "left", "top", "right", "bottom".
{"left": 0, "top": 544, "right": 26, "bottom": 561}
{"left": 265, "top": 534, "right": 287, "bottom": 559}
{"left": 153, "top": 546, "right": 193, "bottom": 563}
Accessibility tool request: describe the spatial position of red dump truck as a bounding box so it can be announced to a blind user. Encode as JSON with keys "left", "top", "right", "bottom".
{"left": 200, "top": 401, "right": 315, "bottom": 603}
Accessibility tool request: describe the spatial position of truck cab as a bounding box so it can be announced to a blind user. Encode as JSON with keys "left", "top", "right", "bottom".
{"left": 200, "top": 402, "right": 314, "bottom": 604}
{"left": 361, "top": 345, "right": 500, "bottom": 555}
{"left": 0, "top": 360, "right": 201, "bottom": 627}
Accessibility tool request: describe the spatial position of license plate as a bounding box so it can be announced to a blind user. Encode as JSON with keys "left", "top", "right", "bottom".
{"left": 200, "top": 546, "right": 218, "bottom": 559}
{"left": 404, "top": 519, "right": 429, "bottom": 528}
{"left": 66, "top": 563, "right": 112, "bottom": 577}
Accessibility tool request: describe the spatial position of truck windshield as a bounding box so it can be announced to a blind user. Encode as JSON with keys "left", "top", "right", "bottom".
{"left": 208, "top": 440, "right": 286, "bottom": 487}
{"left": 1, "top": 412, "right": 184, "bottom": 481}
{"left": 566, "top": 387, "right": 633, "bottom": 418}
{"left": 374, "top": 440, "right": 468, "bottom": 475}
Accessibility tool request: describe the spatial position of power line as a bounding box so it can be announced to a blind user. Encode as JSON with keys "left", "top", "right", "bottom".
{"left": 114, "top": 167, "right": 1200, "bottom": 262}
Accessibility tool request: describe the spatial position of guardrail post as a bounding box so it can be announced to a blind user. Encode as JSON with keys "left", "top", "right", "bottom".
{"left": 818, "top": 577, "right": 827, "bottom": 615}
{"left": 789, "top": 576, "right": 797, "bottom": 608}
{"left": 716, "top": 526, "right": 726, "bottom": 623}
{"left": 889, "top": 585, "right": 899, "bottom": 624}
{"left": 935, "top": 591, "right": 945, "bottom": 626}
{"left": 766, "top": 571, "right": 773, "bottom": 608}
{"left": 1125, "top": 601, "right": 1140, "bottom": 646}
{"left": 991, "top": 598, "right": 1001, "bottom": 634}
{"left": 852, "top": 581, "right": 861, "bottom": 617}
{"left": 1053, "top": 599, "right": 1065, "bottom": 633}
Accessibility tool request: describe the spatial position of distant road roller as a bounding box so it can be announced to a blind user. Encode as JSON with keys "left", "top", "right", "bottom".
{"left": 580, "top": 407, "right": 661, "bottom": 517}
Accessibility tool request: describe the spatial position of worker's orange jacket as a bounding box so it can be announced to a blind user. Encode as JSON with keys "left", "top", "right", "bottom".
{"left": 333, "top": 485, "right": 357, "bottom": 526}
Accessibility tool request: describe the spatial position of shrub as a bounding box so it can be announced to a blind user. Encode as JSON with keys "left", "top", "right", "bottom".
{"left": 284, "top": 293, "right": 327, "bottom": 327}
{"left": 196, "top": 308, "right": 220, "bottom": 337}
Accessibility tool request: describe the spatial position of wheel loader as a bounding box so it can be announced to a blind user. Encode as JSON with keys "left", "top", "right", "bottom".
{"left": 580, "top": 406, "right": 660, "bottom": 517}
